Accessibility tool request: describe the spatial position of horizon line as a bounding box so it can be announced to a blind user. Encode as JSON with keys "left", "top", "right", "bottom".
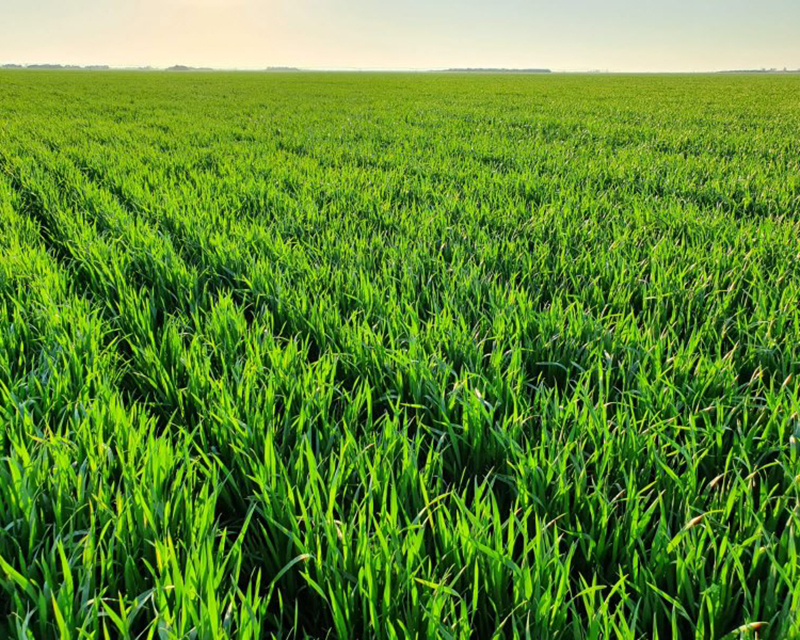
{"left": 2, "top": 63, "right": 800, "bottom": 75}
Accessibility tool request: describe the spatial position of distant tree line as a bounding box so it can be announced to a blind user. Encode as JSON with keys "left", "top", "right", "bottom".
{"left": 442, "top": 68, "right": 551, "bottom": 73}
{"left": 1, "top": 64, "right": 110, "bottom": 70}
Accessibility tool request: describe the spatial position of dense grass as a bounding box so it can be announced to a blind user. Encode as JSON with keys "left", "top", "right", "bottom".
{"left": 0, "top": 70, "right": 799, "bottom": 638}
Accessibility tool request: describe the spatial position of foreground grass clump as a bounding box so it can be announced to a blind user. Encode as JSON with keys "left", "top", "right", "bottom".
{"left": 0, "top": 70, "right": 799, "bottom": 638}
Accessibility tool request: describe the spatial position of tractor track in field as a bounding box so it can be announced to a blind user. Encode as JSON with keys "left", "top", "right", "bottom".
{"left": 1, "top": 150, "right": 450, "bottom": 456}
{"left": 0, "top": 154, "right": 185, "bottom": 434}
{"left": 5, "top": 143, "right": 662, "bottom": 442}
{"left": 49, "top": 153, "right": 561, "bottom": 486}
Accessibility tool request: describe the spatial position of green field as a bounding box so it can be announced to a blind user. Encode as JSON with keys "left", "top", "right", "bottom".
{"left": 1, "top": 71, "right": 799, "bottom": 638}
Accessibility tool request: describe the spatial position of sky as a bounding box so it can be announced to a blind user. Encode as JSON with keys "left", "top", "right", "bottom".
{"left": 1, "top": 0, "right": 798, "bottom": 72}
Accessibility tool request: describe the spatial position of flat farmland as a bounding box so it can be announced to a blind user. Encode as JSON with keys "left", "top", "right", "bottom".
{"left": 1, "top": 71, "right": 799, "bottom": 638}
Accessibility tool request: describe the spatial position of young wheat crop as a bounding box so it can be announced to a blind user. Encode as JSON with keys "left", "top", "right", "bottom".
{"left": 0, "top": 71, "right": 799, "bottom": 638}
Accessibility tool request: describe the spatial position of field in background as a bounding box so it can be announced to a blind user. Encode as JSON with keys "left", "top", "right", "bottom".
{"left": 1, "top": 71, "right": 799, "bottom": 638}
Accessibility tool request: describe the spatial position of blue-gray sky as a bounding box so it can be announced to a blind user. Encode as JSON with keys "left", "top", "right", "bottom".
{"left": 2, "top": 0, "right": 798, "bottom": 71}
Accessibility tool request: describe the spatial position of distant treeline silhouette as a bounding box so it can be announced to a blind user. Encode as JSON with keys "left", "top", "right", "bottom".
{"left": 2, "top": 64, "right": 110, "bottom": 70}
{"left": 718, "top": 68, "right": 799, "bottom": 74}
{"left": 443, "top": 68, "right": 551, "bottom": 73}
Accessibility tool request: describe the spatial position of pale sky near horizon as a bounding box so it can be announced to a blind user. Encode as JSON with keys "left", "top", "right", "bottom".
{"left": 1, "top": 0, "right": 798, "bottom": 72}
